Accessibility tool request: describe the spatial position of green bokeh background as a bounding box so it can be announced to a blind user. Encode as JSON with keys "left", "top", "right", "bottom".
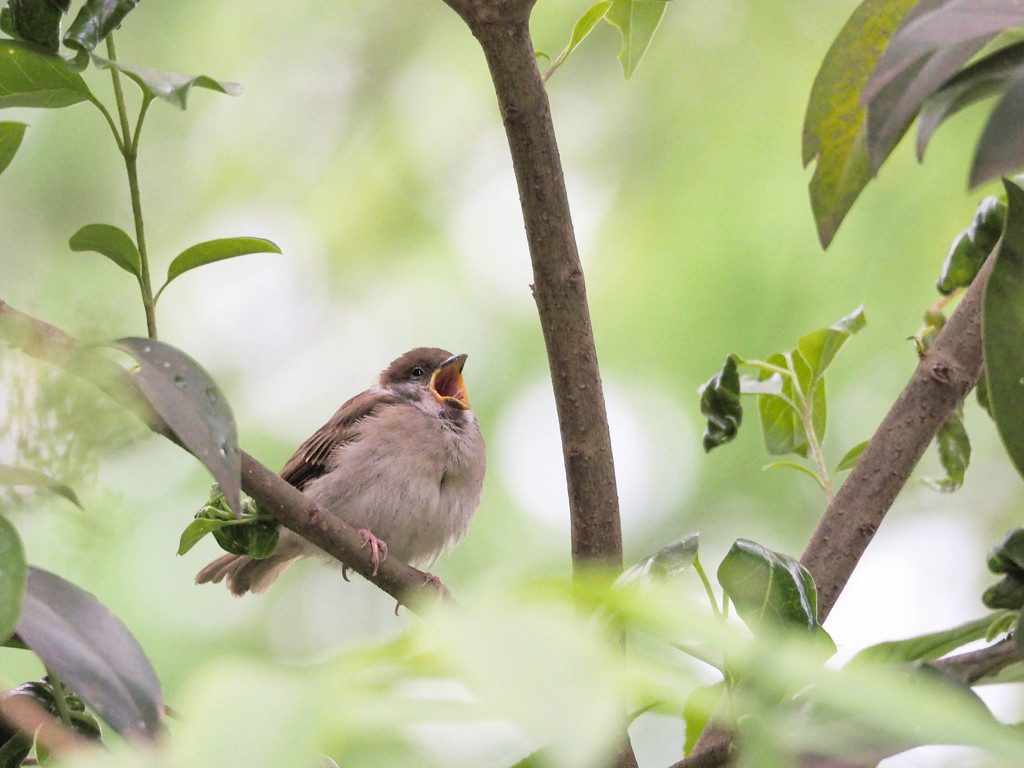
{"left": 2, "top": 0, "right": 1022, "bottom": 763}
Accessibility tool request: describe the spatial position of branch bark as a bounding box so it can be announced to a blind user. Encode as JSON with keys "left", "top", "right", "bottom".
{"left": 441, "top": 0, "right": 624, "bottom": 572}
{"left": 0, "top": 300, "right": 447, "bottom": 614}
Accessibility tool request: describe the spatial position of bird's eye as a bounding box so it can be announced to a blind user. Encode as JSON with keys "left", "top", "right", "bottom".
{"left": 410, "top": 366, "right": 427, "bottom": 378}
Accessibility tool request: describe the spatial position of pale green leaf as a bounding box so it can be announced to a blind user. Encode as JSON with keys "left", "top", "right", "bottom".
{"left": 158, "top": 237, "right": 281, "bottom": 299}
{"left": 0, "top": 39, "right": 93, "bottom": 109}
{"left": 797, "top": 305, "right": 867, "bottom": 384}
{"left": 0, "top": 120, "right": 27, "bottom": 175}
{"left": 69, "top": 223, "right": 141, "bottom": 278}
{"left": 92, "top": 55, "right": 241, "bottom": 110}
{"left": 836, "top": 439, "right": 868, "bottom": 472}
{"left": 0, "top": 514, "right": 26, "bottom": 644}
{"left": 604, "top": 0, "right": 670, "bottom": 79}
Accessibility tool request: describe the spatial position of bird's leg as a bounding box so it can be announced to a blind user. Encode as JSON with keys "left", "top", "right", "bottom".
{"left": 358, "top": 528, "right": 388, "bottom": 576}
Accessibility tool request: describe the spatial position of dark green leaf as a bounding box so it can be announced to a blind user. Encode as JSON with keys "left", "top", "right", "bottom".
{"left": 699, "top": 355, "right": 742, "bottom": 452}
{"left": 211, "top": 517, "right": 279, "bottom": 559}
{"left": 917, "top": 41, "right": 1024, "bottom": 160}
{"left": 17, "top": 567, "right": 163, "bottom": 737}
{"left": 0, "top": 38, "right": 93, "bottom": 108}
{"left": 68, "top": 223, "right": 141, "bottom": 278}
{"left": 923, "top": 408, "right": 970, "bottom": 492}
{"left": 91, "top": 55, "right": 242, "bottom": 109}
{"left": 986, "top": 528, "right": 1024, "bottom": 574}
{"left": 0, "top": 514, "right": 26, "bottom": 645}
{"left": 112, "top": 338, "right": 241, "bottom": 515}
{"left": 982, "top": 179, "right": 1024, "bottom": 484}
{"left": 982, "top": 574, "right": 1024, "bottom": 610}
{"left": 619, "top": 533, "right": 699, "bottom": 586}
{"left": 63, "top": 0, "right": 140, "bottom": 53}
{"left": 682, "top": 682, "right": 723, "bottom": 756}
{"left": 0, "top": 121, "right": 26, "bottom": 176}
{"left": 938, "top": 231, "right": 988, "bottom": 295}
{"left": 6, "top": 0, "right": 64, "bottom": 53}
{"left": 0, "top": 463, "right": 82, "bottom": 508}
{"left": 802, "top": 0, "right": 919, "bottom": 247}
{"left": 796, "top": 305, "right": 866, "bottom": 385}
{"left": 1015, "top": 611, "right": 1024, "bottom": 664}
{"left": 971, "top": 71, "right": 1024, "bottom": 188}
{"left": 716, "top": 539, "right": 818, "bottom": 633}
{"left": 836, "top": 439, "right": 868, "bottom": 472}
{"left": 850, "top": 614, "right": 998, "bottom": 666}
{"left": 603, "top": 0, "right": 670, "bottom": 79}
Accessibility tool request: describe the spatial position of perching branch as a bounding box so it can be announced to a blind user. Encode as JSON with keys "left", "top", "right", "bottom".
{"left": 802, "top": 251, "right": 992, "bottom": 621}
{"left": 440, "top": 0, "right": 624, "bottom": 572}
{"left": 0, "top": 300, "right": 447, "bottom": 614}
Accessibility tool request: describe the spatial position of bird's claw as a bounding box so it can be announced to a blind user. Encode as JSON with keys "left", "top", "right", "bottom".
{"left": 358, "top": 528, "right": 388, "bottom": 576}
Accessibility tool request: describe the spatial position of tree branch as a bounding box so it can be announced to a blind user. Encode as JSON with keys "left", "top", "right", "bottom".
{"left": 802, "top": 252, "right": 992, "bottom": 621}
{"left": 441, "top": 0, "right": 624, "bottom": 572}
{"left": 0, "top": 300, "right": 447, "bottom": 613}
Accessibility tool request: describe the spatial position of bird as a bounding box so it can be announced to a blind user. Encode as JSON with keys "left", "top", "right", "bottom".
{"left": 195, "top": 347, "right": 486, "bottom": 596}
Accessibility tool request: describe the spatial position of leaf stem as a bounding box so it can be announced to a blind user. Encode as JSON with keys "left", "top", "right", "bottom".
{"left": 105, "top": 34, "right": 158, "bottom": 339}
{"left": 45, "top": 668, "right": 73, "bottom": 728}
{"left": 692, "top": 556, "right": 721, "bottom": 619}
{"left": 796, "top": 370, "right": 835, "bottom": 502}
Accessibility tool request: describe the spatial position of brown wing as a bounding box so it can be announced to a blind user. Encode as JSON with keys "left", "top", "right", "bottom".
{"left": 279, "top": 390, "right": 401, "bottom": 490}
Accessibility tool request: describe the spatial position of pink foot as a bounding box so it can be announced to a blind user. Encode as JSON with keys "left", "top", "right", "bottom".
{"left": 358, "top": 528, "right": 388, "bottom": 576}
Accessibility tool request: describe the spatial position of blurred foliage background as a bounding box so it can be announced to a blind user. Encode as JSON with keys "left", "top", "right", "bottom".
{"left": 1, "top": 0, "right": 1022, "bottom": 764}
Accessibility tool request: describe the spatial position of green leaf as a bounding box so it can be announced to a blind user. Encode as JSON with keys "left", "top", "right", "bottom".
{"left": 68, "top": 223, "right": 141, "bottom": 279}
{"left": 836, "top": 439, "right": 868, "bottom": 472}
{"left": 796, "top": 305, "right": 866, "bottom": 385}
{"left": 182, "top": 486, "right": 279, "bottom": 558}
{"left": 699, "top": 354, "right": 742, "bottom": 452}
{"left": 17, "top": 566, "right": 164, "bottom": 737}
{"left": 717, "top": 539, "right": 819, "bottom": 634}
{"left": 0, "top": 463, "right": 82, "bottom": 508}
{"left": 91, "top": 55, "right": 242, "bottom": 109}
{"left": 923, "top": 408, "right": 970, "bottom": 492}
{"left": 682, "top": 682, "right": 723, "bottom": 756}
{"left": 0, "top": 514, "right": 26, "bottom": 645}
{"left": 618, "top": 533, "right": 699, "bottom": 586}
{"left": 0, "top": 121, "right": 26, "bottom": 176}
{"left": 157, "top": 237, "right": 281, "bottom": 300}
{"left": 64, "top": 0, "right": 140, "bottom": 53}
{"left": 938, "top": 231, "right": 988, "bottom": 295}
{"left": 546, "top": 1, "right": 612, "bottom": 78}
{"left": 603, "top": 0, "right": 670, "bottom": 79}
{"left": 176, "top": 517, "right": 224, "bottom": 556}
{"left": 0, "top": 38, "right": 93, "bottom": 109}
{"left": 987, "top": 528, "right": 1024, "bottom": 574}
{"left": 762, "top": 460, "right": 825, "bottom": 489}
{"left": 802, "top": 0, "right": 919, "bottom": 247}
{"left": 982, "top": 574, "right": 1024, "bottom": 611}
{"left": 982, "top": 178, "right": 1024, "bottom": 485}
{"left": 971, "top": 70, "right": 1024, "bottom": 188}
{"left": 112, "top": 338, "right": 242, "bottom": 515}
{"left": 849, "top": 614, "right": 1001, "bottom": 666}
{"left": 6, "top": 0, "right": 64, "bottom": 53}
{"left": 756, "top": 352, "right": 824, "bottom": 457}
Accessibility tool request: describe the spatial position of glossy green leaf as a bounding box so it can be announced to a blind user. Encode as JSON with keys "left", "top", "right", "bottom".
{"left": 982, "top": 179, "right": 1024, "bottom": 484}
{"left": 0, "top": 121, "right": 26, "bottom": 176}
{"left": 0, "top": 462, "right": 82, "bottom": 508}
{"left": 6, "top": 0, "right": 65, "bottom": 53}
{"left": 68, "top": 223, "right": 141, "bottom": 278}
{"left": 938, "top": 231, "right": 988, "bottom": 295}
{"left": 917, "top": 40, "right": 1024, "bottom": 161}
{"left": 699, "top": 354, "right": 742, "bottom": 452}
{"left": 17, "top": 566, "right": 164, "bottom": 737}
{"left": 716, "top": 539, "right": 818, "bottom": 633}
{"left": 850, "top": 614, "right": 999, "bottom": 666}
{"left": 176, "top": 517, "right": 224, "bottom": 556}
{"left": 618, "top": 533, "right": 699, "bottom": 586}
{"left": 923, "top": 408, "right": 970, "bottom": 492}
{"left": 0, "top": 514, "right": 26, "bottom": 645}
{"left": 797, "top": 305, "right": 866, "bottom": 385}
{"left": 0, "top": 38, "right": 93, "bottom": 109}
{"left": 802, "top": 0, "right": 918, "bottom": 247}
{"left": 157, "top": 237, "right": 280, "bottom": 300}
{"left": 603, "top": 0, "right": 670, "bottom": 79}
{"left": 91, "top": 55, "right": 242, "bottom": 109}
{"left": 113, "top": 338, "right": 241, "bottom": 515}
{"left": 64, "top": 0, "right": 140, "bottom": 53}
{"left": 836, "top": 439, "right": 868, "bottom": 472}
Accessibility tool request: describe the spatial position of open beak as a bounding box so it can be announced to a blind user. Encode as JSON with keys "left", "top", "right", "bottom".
{"left": 431, "top": 353, "right": 470, "bottom": 410}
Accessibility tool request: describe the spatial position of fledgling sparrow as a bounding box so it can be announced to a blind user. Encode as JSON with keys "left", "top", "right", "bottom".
{"left": 195, "top": 347, "right": 486, "bottom": 595}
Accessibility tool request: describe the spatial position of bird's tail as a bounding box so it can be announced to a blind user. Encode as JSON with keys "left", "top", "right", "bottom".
{"left": 195, "top": 552, "right": 299, "bottom": 596}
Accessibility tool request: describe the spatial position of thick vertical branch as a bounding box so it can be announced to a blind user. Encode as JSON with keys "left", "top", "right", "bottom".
{"left": 442, "top": 0, "right": 624, "bottom": 571}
